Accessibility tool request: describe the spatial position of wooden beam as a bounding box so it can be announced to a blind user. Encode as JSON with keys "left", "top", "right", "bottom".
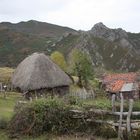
{"left": 70, "top": 109, "right": 140, "bottom": 116}
{"left": 113, "top": 112, "right": 140, "bottom": 116}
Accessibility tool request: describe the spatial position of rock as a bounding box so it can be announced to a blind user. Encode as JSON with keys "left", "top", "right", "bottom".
{"left": 90, "top": 22, "right": 128, "bottom": 42}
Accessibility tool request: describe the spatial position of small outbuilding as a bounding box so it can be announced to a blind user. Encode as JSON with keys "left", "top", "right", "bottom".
{"left": 102, "top": 73, "right": 140, "bottom": 100}
{"left": 120, "top": 83, "right": 139, "bottom": 100}
{"left": 11, "top": 52, "right": 72, "bottom": 98}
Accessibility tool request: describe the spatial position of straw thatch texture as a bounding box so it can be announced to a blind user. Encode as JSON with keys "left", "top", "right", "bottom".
{"left": 11, "top": 53, "right": 72, "bottom": 92}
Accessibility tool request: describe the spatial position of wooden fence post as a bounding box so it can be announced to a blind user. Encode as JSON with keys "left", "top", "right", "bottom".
{"left": 118, "top": 93, "right": 124, "bottom": 139}
{"left": 127, "top": 99, "right": 133, "bottom": 138}
{"left": 112, "top": 94, "right": 116, "bottom": 112}
{"left": 0, "top": 83, "right": 2, "bottom": 92}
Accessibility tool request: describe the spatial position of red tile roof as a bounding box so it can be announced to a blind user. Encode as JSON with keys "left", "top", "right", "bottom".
{"left": 103, "top": 73, "right": 138, "bottom": 93}
{"left": 106, "top": 80, "right": 125, "bottom": 92}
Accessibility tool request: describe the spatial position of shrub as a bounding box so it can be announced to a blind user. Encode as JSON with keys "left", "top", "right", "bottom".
{"left": 8, "top": 97, "right": 87, "bottom": 137}
{"left": 95, "top": 124, "right": 117, "bottom": 138}
{"left": 95, "top": 100, "right": 111, "bottom": 110}
{"left": 68, "top": 95, "right": 82, "bottom": 106}
{"left": 0, "top": 118, "right": 8, "bottom": 129}
{"left": 130, "top": 129, "right": 140, "bottom": 140}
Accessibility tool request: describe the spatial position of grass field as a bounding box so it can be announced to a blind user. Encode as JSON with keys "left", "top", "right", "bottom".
{"left": 0, "top": 92, "right": 21, "bottom": 120}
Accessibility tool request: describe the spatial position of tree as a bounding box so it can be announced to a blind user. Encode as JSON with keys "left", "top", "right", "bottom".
{"left": 50, "top": 51, "right": 67, "bottom": 71}
{"left": 69, "top": 49, "right": 94, "bottom": 88}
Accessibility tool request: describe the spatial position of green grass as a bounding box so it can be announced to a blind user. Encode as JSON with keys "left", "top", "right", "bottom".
{"left": 0, "top": 92, "right": 21, "bottom": 120}
{"left": 0, "top": 131, "right": 9, "bottom": 140}
{"left": 82, "top": 97, "right": 112, "bottom": 110}
{"left": 1, "top": 91, "right": 140, "bottom": 120}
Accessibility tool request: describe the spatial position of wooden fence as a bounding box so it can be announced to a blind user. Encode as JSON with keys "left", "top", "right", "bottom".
{"left": 70, "top": 87, "right": 95, "bottom": 99}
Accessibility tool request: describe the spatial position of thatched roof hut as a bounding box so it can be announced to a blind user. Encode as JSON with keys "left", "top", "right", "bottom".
{"left": 11, "top": 53, "right": 72, "bottom": 93}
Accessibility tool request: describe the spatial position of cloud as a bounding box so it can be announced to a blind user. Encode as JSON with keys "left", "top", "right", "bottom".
{"left": 0, "top": 0, "right": 69, "bottom": 18}
{"left": 0, "top": 0, "right": 139, "bottom": 32}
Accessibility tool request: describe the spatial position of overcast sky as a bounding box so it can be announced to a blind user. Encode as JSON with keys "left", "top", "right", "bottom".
{"left": 0, "top": 0, "right": 139, "bottom": 32}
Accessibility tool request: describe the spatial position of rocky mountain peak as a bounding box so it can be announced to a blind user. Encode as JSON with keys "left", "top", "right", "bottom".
{"left": 89, "top": 22, "right": 128, "bottom": 42}
{"left": 91, "top": 22, "right": 109, "bottom": 30}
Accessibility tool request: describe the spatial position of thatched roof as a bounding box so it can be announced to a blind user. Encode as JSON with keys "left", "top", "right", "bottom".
{"left": 11, "top": 52, "right": 72, "bottom": 91}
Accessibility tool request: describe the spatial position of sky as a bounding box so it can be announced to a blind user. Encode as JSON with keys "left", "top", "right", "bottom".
{"left": 0, "top": 0, "right": 140, "bottom": 32}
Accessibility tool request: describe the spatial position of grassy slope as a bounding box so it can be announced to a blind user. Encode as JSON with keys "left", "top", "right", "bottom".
{"left": 0, "top": 67, "right": 14, "bottom": 84}
{"left": 54, "top": 34, "right": 80, "bottom": 56}
{"left": 0, "top": 20, "right": 76, "bottom": 67}
{"left": 0, "top": 28, "right": 56, "bottom": 67}
{"left": 0, "top": 20, "right": 76, "bottom": 38}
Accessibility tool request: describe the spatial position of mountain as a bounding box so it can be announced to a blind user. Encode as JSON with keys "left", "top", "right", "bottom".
{"left": 54, "top": 22, "right": 140, "bottom": 72}
{"left": 0, "top": 20, "right": 77, "bottom": 66}
{"left": 0, "top": 20, "right": 76, "bottom": 38}
{"left": 0, "top": 20, "right": 139, "bottom": 72}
